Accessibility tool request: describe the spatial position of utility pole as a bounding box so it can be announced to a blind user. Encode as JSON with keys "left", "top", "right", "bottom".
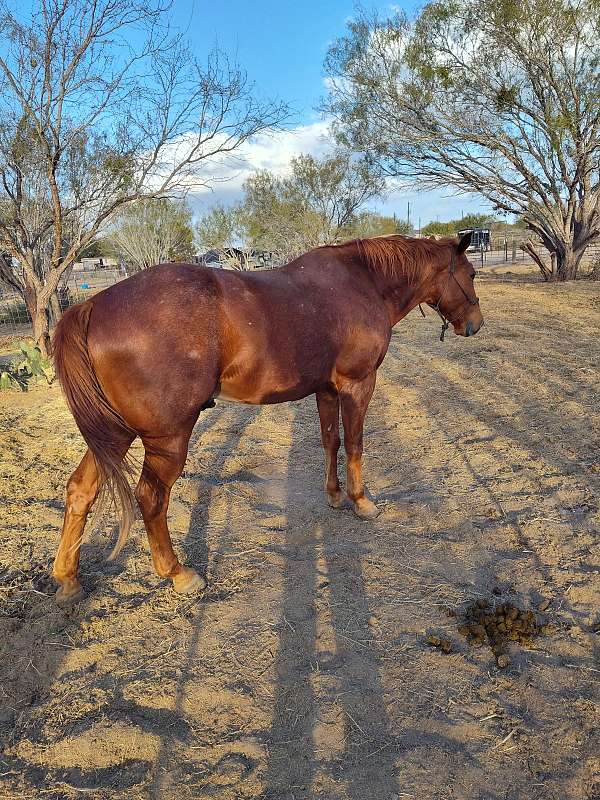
{"left": 407, "top": 202, "right": 411, "bottom": 229}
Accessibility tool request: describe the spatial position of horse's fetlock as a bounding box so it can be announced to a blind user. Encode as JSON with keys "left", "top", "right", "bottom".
{"left": 347, "top": 489, "right": 364, "bottom": 502}
{"left": 156, "top": 561, "right": 178, "bottom": 578}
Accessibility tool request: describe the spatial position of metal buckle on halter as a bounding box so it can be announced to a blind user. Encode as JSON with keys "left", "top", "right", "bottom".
{"left": 433, "top": 301, "right": 451, "bottom": 341}
{"left": 418, "top": 302, "right": 449, "bottom": 341}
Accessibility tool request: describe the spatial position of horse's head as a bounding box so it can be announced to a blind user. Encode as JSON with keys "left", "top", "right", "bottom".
{"left": 426, "top": 232, "right": 484, "bottom": 338}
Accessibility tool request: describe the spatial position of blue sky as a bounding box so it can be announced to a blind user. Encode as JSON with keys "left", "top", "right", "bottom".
{"left": 170, "top": 0, "right": 489, "bottom": 226}
{"left": 170, "top": 1, "right": 399, "bottom": 123}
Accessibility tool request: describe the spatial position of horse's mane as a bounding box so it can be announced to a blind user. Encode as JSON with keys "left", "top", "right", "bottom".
{"left": 321, "top": 234, "right": 456, "bottom": 283}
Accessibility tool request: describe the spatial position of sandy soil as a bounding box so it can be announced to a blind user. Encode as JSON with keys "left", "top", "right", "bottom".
{"left": 1, "top": 268, "right": 599, "bottom": 800}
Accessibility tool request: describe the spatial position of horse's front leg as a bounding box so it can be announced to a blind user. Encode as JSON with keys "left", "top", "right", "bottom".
{"left": 316, "top": 388, "right": 343, "bottom": 508}
{"left": 339, "top": 372, "right": 379, "bottom": 519}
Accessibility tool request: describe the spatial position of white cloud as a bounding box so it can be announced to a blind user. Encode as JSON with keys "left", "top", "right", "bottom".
{"left": 182, "top": 118, "right": 490, "bottom": 225}
{"left": 186, "top": 119, "right": 334, "bottom": 215}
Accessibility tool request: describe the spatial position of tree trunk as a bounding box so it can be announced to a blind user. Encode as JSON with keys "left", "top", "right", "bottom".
{"left": 32, "top": 303, "right": 51, "bottom": 356}
{"left": 49, "top": 291, "right": 62, "bottom": 324}
{"left": 23, "top": 277, "right": 51, "bottom": 355}
{"left": 525, "top": 224, "right": 594, "bottom": 282}
{"left": 553, "top": 246, "right": 586, "bottom": 282}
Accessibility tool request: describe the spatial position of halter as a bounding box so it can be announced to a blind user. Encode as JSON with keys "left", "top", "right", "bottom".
{"left": 420, "top": 250, "right": 480, "bottom": 341}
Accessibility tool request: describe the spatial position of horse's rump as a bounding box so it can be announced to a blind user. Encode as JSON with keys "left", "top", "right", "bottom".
{"left": 53, "top": 301, "right": 137, "bottom": 558}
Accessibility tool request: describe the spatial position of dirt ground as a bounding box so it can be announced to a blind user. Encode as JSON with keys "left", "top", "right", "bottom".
{"left": 1, "top": 265, "right": 599, "bottom": 800}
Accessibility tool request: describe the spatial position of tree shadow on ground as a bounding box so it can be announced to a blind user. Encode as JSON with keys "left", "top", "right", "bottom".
{"left": 0, "top": 401, "right": 249, "bottom": 799}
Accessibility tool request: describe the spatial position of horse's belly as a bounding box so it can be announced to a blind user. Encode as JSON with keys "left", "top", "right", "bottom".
{"left": 216, "top": 387, "right": 254, "bottom": 404}
{"left": 217, "top": 334, "right": 333, "bottom": 404}
{"left": 216, "top": 374, "right": 320, "bottom": 405}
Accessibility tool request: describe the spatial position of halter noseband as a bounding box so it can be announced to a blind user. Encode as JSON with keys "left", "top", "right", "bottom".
{"left": 421, "top": 250, "right": 480, "bottom": 341}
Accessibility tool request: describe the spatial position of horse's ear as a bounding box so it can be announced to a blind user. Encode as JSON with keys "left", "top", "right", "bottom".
{"left": 457, "top": 231, "right": 472, "bottom": 254}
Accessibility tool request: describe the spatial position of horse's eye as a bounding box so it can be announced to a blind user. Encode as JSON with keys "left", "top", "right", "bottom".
{"left": 470, "top": 272, "right": 476, "bottom": 280}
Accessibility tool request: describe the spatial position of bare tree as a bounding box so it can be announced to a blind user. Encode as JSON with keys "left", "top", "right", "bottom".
{"left": 0, "top": 0, "right": 286, "bottom": 352}
{"left": 106, "top": 198, "right": 194, "bottom": 272}
{"left": 324, "top": 1, "right": 600, "bottom": 280}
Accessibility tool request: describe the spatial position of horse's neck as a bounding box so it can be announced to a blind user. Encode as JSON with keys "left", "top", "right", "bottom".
{"left": 346, "top": 243, "right": 433, "bottom": 326}
{"left": 370, "top": 271, "right": 428, "bottom": 326}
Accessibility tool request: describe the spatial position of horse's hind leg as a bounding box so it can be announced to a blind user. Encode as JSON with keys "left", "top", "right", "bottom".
{"left": 136, "top": 431, "right": 206, "bottom": 594}
{"left": 316, "top": 388, "right": 343, "bottom": 508}
{"left": 339, "top": 372, "right": 380, "bottom": 520}
{"left": 53, "top": 448, "right": 100, "bottom": 604}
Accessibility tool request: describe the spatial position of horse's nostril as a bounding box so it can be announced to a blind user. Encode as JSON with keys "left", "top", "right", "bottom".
{"left": 465, "top": 320, "right": 473, "bottom": 337}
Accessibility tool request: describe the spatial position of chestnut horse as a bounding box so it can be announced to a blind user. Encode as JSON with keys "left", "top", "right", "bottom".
{"left": 52, "top": 232, "right": 483, "bottom": 603}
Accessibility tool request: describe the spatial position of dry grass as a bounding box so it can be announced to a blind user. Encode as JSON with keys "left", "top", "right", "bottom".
{"left": 0, "top": 265, "right": 599, "bottom": 800}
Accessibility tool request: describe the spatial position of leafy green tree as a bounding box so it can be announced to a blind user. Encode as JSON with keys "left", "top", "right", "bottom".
{"left": 290, "top": 152, "right": 384, "bottom": 241}
{"left": 348, "top": 211, "right": 398, "bottom": 238}
{"left": 106, "top": 199, "right": 195, "bottom": 271}
{"left": 395, "top": 218, "right": 414, "bottom": 236}
{"left": 325, "top": 1, "right": 600, "bottom": 280}
{"left": 421, "top": 221, "right": 457, "bottom": 237}
{"left": 420, "top": 213, "right": 495, "bottom": 236}
{"left": 239, "top": 169, "right": 326, "bottom": 260}
{"left": 197, "top": 151, "right": 384, "bottom": 263}
{"left": 196, "top": 204, "right": 241, "bottom": 251}
{"left": 458, "top": 213, "right": 494, "bottom": 230}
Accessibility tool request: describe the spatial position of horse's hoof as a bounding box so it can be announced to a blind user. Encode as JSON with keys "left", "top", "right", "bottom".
{"left": 55, "top": 579, "right": 84, "bottom": 605}
{"left": 172, "top": 567, "right": 207, "bottom": 595}
{"left": 327, "top": 490, "right": 344, "bottom": 509}
{"left": 352, "top": 497, "right": 380, "bottom": 520}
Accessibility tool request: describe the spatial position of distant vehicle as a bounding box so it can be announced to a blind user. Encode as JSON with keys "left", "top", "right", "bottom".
{"left": 458, "top": 227, "right": 491, "bottom": 251}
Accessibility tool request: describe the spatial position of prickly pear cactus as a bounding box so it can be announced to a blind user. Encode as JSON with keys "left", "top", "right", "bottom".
{"left": 0, "top": 339, "right": 54, "bottom": 390}
{"left": 17, "top": 339, "right": 54, "bottom": 384}
{"left": 0, "top": 369, "right": 22, "bottom": 391}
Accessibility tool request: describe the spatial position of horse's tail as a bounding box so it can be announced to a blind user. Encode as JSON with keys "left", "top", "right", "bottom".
{"left": 53, "top": 301, "right": 137, "bottom": 559}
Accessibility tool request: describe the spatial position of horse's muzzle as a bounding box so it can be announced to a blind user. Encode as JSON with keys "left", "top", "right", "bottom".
{"left": 464, "top": 318, "right": 484, "bottom": 337}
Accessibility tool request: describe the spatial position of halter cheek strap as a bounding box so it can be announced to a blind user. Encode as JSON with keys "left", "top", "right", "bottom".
{"left": 420, "top": 251, "right": 480, "bottom": 341}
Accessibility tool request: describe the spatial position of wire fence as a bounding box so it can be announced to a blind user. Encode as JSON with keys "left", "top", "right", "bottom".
{"left": 0, "top": 266, "right": 129, "bottom": 338}
{"left": 470, "top": 236, "right": 600, "bottom": 273}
